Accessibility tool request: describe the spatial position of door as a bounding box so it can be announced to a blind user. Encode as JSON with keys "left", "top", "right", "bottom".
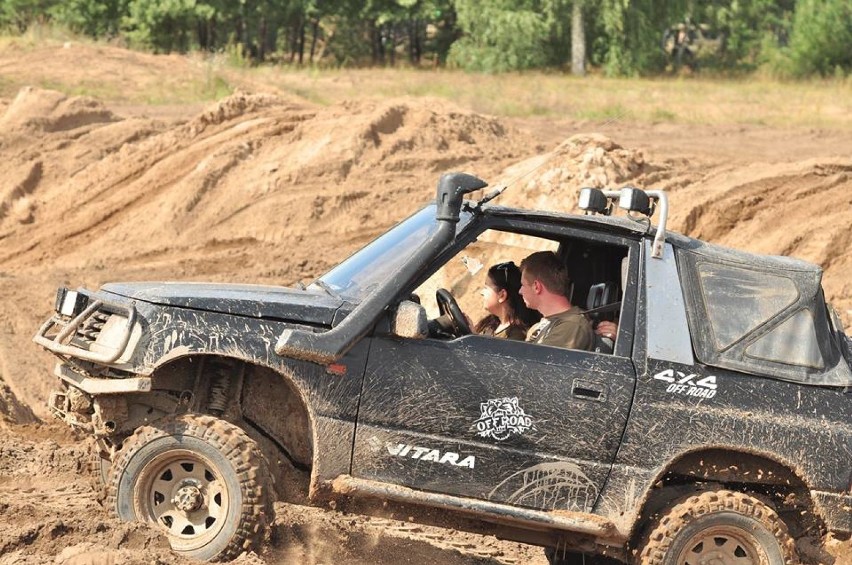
{"left": 351, "top": 334, "right": 636, "bottom": 513}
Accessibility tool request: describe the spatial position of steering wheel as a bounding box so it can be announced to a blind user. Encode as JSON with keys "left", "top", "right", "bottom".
{"left": 436, "top": 288, "right": 472, "bottom": 336}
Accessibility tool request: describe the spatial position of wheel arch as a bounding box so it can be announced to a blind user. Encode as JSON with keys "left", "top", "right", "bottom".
{"left": 145, "top": 352, "right": 318, "bottom": 500}
{"left": 629, "top": 446, "right": 821, "bottom": 547}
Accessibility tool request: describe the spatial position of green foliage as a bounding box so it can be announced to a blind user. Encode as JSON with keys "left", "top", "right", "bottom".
{"left": 597, "top": 0, "right": 631, "bottom": 76}
{"left": 321, "top": 15, "right": 373, "bottom": 67}
{"left": 595, "top": 0, "right": 668, "bottom": 76}
{"left": 0, "top": 0, "right": 849, "bottom": 78}
{"left": 714, "top": 0, "right": 794, "bottom": 70}
{"left": 122, "top": 0, "right": 204, "bottom": 52}
{"left": 0, "top": 0, "right": 58, "bottom": 32}
{"left": 50, "top": 0, "right": 127, "bottom": 37}
{"left": 787, "top": 0, "right": 852, "bottom": 77}
{"left": 448, "top": 0, "right": 548, "bottom": 72}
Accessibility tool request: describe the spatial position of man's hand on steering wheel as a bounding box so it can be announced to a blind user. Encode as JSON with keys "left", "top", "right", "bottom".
{"left": 435, "top": 288, "right": 472, "bottom": 336}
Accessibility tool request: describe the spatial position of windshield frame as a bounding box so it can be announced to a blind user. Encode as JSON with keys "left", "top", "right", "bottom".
{"left": 312, "top": 204, "right": 474, "bottom": 302}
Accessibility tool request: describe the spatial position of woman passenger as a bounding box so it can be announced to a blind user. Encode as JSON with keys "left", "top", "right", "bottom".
{"left": 474, "top": 261, "right": 541, "bottom": 340}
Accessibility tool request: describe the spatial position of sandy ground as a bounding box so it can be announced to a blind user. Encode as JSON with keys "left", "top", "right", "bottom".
{"left": 0, "top": 42, "right": 850, "bottom": 564}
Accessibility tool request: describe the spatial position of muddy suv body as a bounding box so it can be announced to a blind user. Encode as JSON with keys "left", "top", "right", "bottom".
{"left": 35, "top": 173, "right": 852, "bottom": 563}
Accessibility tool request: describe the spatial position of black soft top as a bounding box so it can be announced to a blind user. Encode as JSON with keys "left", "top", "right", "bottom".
{"left": 667, "top": 231, "right": 821, "bottom": 274}
{"left": 484, "top": 205, "right": 651, "bottom": 237}
{"left": 673, "top": 236, "right": 850, "bottom": 387}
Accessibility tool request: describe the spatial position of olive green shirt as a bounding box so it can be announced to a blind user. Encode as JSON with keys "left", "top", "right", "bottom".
{"left": 481, "top": 324, "right": 528, "bottom": 341}
{"left": 526, "top": 307, "right": 595, "bottom": 351}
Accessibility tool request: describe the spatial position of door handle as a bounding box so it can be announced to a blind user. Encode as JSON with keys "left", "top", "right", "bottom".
{"left": 572, "top": 380, "right": 607, "bottom": 402}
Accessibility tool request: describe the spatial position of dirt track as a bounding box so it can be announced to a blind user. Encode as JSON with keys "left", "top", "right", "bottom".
{"left": 0, "top": 42, "right": 851, "bottom": 564}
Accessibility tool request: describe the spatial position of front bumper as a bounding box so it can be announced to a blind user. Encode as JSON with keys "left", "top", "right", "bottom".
{"left": 33, "top": 293, "right": 137, "bottom": 364}
{"left": 48, "top": 362, "right": 146, "bottom": 436}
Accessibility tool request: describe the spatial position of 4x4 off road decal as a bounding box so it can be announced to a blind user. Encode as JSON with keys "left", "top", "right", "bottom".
{"left": 653, "top": 369, "right": 718, "bottom": 399}
{"left": 475, "top": 397, "right": 534, "bottom": 441}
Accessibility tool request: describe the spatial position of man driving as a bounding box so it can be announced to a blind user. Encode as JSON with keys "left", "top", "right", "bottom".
{"left": 519, "top": 251, "right": 595, "bottom": 351}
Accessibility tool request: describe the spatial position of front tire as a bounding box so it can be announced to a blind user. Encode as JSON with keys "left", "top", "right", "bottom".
{"left": 106, "top": 414, "right": 272, "bottom": 561}
{"left": 86, "top": 437, "right": 111, "bottom": 495}
{"left": 639, "top": 490, "right": 797, "bottom": 565}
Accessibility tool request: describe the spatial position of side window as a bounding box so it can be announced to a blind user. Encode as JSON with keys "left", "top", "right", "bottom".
{"left": 680, "top": 250, "right": 831, "bottom": 381}
{"left": 413, "top": 231, "right": 557, "bottom": 325}
{"left": 696, "top": 262, "right": 799, "bottom": 350}
{"left": 745, "top": 309, "right": 824, "bottom": 369}
{"left": 410, "top": 228, "right": 630, "bottom": 353}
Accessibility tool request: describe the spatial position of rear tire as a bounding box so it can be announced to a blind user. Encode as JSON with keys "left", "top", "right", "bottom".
{"left": 106, "top": 413, "right": 273, "bottom": 561}
{"left": 638, "top": 489, "right": 798, "bottom": 565}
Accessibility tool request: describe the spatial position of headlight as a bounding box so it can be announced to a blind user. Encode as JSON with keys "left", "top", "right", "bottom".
{"left": 55, "top": 287, "right": 89, "bottom": 317}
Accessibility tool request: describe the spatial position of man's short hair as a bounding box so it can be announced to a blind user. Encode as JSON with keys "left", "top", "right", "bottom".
{"left": 520, "top": 251, "right": 571, "bottom": 297}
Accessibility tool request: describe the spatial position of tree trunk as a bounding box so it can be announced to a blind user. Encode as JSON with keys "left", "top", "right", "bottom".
{"left": 389, "top": 24, "right": 396, "bottom": 66}
{"left": 289, "top": 23, "right": 296, "bottom": 63}
{"left": 309, "top": 19, "right": 319, "bottom": 63}
{"left": 298, "top": 18, "right": 306, "bottom": 65}
{"left": 371, "top": 21, "right": 382, "bottom": 65}
{"left": 258, "top": 17, "right": 267, "bottom": 61}
{"left": 409, "top": 17, "right": 422, "bottom": 64}
{"left": 571, "top": 0, "right": 586, "bottom": 76}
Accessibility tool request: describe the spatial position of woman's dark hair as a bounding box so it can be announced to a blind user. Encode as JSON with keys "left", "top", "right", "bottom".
{"left": 474, "top": 261, "right": 541, "bottom": 334}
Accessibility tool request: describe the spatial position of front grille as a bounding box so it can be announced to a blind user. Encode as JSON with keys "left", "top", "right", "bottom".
{"left": 76, "top": 311, "right": 110, "bottom": 344}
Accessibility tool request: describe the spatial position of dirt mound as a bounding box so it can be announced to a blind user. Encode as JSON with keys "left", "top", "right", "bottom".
{"left": 0, "top": 425, "right": 199, "bottom": 565}
{"left": 0, "top": 377, "right": 36, "bottom": 428}
{"left": 666, "top": 159, "right": 852, "bottom": 325}
{"left": 495, "top": 133, "right": 652, "bottom": 211}
{"left": 0, "top": 86, "right": 117, "bottom": 134}
{"left": 0, "top": 91, "right": 532, "bottom": 273}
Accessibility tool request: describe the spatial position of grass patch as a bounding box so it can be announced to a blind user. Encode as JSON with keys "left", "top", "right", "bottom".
{"left": 577, "top": 104, "right": 634, "bottom": 122}
{"left": 37, "top": 78, "right": 123, "bottom": 100}
{"left": 241, "top": 68, "right": 852, "bottom": 129}
{"left": 0, "top": 34, "right": 849, "bottom": 130}
{"left": 651, "top": 108, "right": 678, "bottom": 122}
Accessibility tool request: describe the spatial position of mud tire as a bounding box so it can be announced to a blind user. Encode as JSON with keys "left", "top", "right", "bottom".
{"left": 86, "top": 438, "right": 111, "bottom": 501}
{"left": 106, "top": 413, "right": 272, "bottom": 562}
{"left": 638, "top": 490, "right": 798, "bottom": 565}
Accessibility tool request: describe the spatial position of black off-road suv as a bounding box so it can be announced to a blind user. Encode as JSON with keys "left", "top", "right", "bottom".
{"left": 35, "top": 173, "right": 852, "bottom": 564}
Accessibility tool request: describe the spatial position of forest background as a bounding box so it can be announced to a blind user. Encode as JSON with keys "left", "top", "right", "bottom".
{"left": 1, "top": 0, "right": 850, "bottom": 78}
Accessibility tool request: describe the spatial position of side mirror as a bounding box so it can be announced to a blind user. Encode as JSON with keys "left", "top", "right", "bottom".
{"left": 391, "top": 301, "right": 429, "bottom": 339}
